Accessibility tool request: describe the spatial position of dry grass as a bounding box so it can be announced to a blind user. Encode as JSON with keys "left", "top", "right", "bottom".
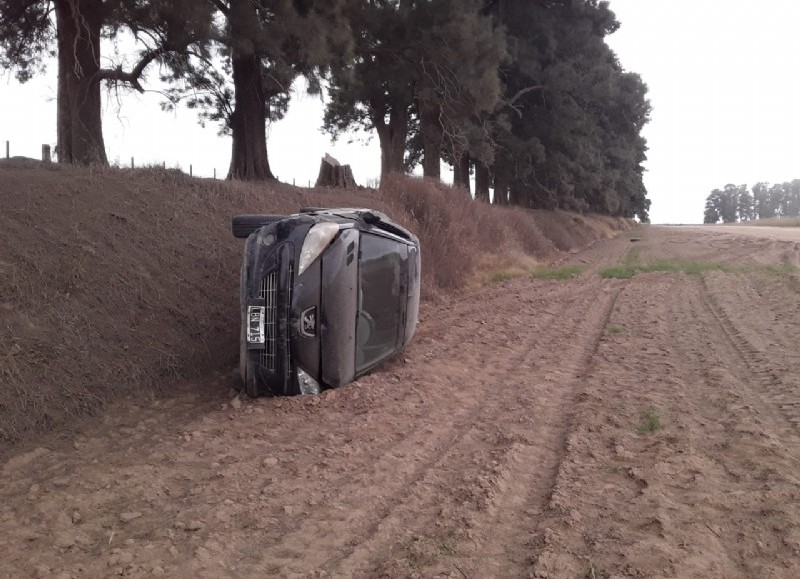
{"left": 736, "top": 218, "right": 800, "bottom": 227}
{"left": 0, "top": 165, "right": 631, "bottom": 446}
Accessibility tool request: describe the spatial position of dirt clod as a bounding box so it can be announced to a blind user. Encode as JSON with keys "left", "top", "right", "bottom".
{"left": 119, "top": 512, "right": 142, "bottom": 523}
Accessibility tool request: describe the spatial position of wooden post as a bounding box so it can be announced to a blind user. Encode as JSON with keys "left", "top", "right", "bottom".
{"left": 131, "top": 157, "right": 134, "bottom": 168}
{"left": 213, "top": 168, "right": 216, "bottom": 179}
{"left": 190, "top": 164, "right": 193, "bottom": 177}
{"left": 42, "top": 144, "right": 51, "bottom": 163}
{"left": 5, "top": 140, "right": 8, "bottom": 159}
{"left": 163, "top": 161, "right": 166, "bottom": 170}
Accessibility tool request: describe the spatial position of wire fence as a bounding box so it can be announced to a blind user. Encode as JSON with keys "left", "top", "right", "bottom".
{"left": 2, "top": 139, "right": 329, "bottom": 187}
{"left": 2, "top": 139, "right": 225, "bottom": 180}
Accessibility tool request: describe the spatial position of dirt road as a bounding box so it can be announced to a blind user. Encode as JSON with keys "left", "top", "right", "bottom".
{"left": 3, "top": 225, "right": 800, "bottom": 579}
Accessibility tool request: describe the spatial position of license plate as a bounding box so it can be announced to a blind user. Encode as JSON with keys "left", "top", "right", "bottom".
{"left": 247, "top": 306, "right": 265, "bottom": 344}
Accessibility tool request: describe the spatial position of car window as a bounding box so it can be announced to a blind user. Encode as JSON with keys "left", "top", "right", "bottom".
{"left": 355, "top": 233, "right": 407, "bottom": 372}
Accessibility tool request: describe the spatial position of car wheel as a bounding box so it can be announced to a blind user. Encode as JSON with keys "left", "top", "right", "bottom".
{"left": 231, "top": 214, "right": 284, "bottom": 239}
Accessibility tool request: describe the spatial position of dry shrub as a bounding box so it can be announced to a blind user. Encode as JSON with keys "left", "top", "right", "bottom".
{"left": 0, "top": 165, "right": 629, "bottom": 446}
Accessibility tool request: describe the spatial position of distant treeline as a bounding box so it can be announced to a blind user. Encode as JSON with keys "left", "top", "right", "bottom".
{"left": 703, "top": 181, "right": 800, "bottom": 224}
{"left": 1, "top": 0, "right": 650, "bottom": 220}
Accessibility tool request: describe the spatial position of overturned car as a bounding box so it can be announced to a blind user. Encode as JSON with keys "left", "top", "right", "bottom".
{"left": 232, "top": 208, "right": 421, "bottom": 397}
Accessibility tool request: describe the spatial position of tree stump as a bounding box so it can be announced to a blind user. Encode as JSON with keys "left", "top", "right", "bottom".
{"left": 315, "top": 153, "right": 358, "bottom": 188}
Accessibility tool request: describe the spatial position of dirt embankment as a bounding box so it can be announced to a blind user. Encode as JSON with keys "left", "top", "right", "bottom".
{"left": 0, "top": 164, "right": 628, "bottom": 444}
{"left": 2, "top": 226, "right": 800, "bottom": 578}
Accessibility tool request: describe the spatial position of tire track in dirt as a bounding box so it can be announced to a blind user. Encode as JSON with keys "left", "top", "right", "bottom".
{"left": 698, "top": 275, "right": 800, "bottom": 439}
{"left": 217, "top": 282, "right": 595, "bottom": 561}
{"left": 238, "top": 281, "right": 603, "bottom": 576}
{"left": 669, "top": 280, "right": 765, "bottom": 575}
{"left": 0, "top": 279, "right": 603, "bottom": 579}
{"left": 659, "top": 276, "right": 800, "bottom": 576}
{"left": 333, "top": 285, "right": 622, "bottom": 578}
{"left": 458, "top": 284, "right": 622, "bottom": 579}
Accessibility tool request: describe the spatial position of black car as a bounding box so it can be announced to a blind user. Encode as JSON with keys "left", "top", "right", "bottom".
{"left": 231, "top": 208, "right": 421, "bottom": 397}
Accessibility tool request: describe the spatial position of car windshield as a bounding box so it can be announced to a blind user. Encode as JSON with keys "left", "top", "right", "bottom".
{"left": 355, "top": 232, "right": 407, "bottom": 373}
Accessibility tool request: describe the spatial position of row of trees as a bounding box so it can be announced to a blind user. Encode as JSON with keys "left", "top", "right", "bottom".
{"left": 703, "top": 181, "right": 800, "bottom": 224}
{"left": 1, "top": 0, "right": 651, "bottom": 220}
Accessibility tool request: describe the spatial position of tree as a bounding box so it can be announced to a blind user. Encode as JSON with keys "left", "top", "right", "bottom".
{"left": 483, "top": 0, "right": 650, "bottom": 219}
{"left": 1, "top": 0, "right": 212, "bottom": 165}
{"left": 323, "top": 0, "right": 415, "bottom": 177}
{"left": 412, "top": 0, "right": 505, "bottom": 181}
{"left": 782, "top": 179, "right": 800, "bottom": 217}
{"left": 715, "top": 184, "right": 743, "bottom": 223}
{"left": 324, "top": 0, "right": 504, "bottom": 181}
{"left": 164, "top": 0, "right": 350, "bottom": 180}
{"left": 704, "top": 189, "right": 721, "bottom": 224}
{"left": 752, "top": 182, "right": 772, "bottom": 219}
{"left": 737, "top": 185, "right": 754, "bottom": 221}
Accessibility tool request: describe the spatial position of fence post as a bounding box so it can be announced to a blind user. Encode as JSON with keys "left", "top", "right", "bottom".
{"left": 42, "top": 144, "right": 51, "bottom": 163}
{"left": 5, "top": 141, "right": 8, "bottom": 159}
{"left": 163, "top": 161, "right": 166, "bottom": 170}
{"left": 213, "top": 168, "right": 216, "bottom": 179}
{"left": 190, "top": 164, "right": 193, "bottom": 177}
{"left": 131, "top": 157, "right": 134, "bottom": 168}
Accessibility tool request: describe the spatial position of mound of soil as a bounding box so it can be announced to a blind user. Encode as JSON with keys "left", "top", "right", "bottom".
{"left": 0, "top": 164, "right": 629, "bottom": 445}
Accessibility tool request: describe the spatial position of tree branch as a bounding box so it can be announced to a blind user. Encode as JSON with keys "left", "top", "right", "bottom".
{"left": 500, "top": 84, "right": 547, "bottom": 119}
{"left": 207, "top": 0, "right": 230, "bottom": 16}
{"left": 95, "top": 47, "right": 166, "bottom": 92}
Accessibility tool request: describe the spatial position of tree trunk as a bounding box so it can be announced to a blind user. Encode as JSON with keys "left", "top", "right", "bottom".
{"left": 227, "top": 0, "right": 274, "bottom": 180}
{"left": 54, "top": 0, "right": 107, "bottom": 166}
{"left": 492, "top": 150, "right": 514, "bottom": 205}
{"left": 315, "top": 154, "right": 357, "bottom": 188}
{"left": 418, "top": 99, "right": 442, "bottom": 179}
{"left": 493, "top": 168, "right": 510, "bottom": 205}
{"left": 453, "top": 152, "right": 471, "bottom": 195}
{"left": 374, "top": 107, "right": 408, "bottom": 177}
{"left": 474, "top": 162, "right": 490, "bottom": 202}
{"left": 509, "top": 183, "right": 524, "bottom": 206}
{"left": 227, "top": 53, "right": 274, "bottom": 180}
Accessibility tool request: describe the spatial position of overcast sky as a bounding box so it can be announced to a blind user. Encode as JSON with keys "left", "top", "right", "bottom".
{"left": 2, "top": 1, "right": 800, "bottom": 223}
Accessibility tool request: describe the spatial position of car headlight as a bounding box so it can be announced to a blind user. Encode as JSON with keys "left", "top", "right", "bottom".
{"left": 296, "top": 367, "right": 320, "bottom": 395}
{"left": 298, "top": 223, "right": 339, "bottom": 275}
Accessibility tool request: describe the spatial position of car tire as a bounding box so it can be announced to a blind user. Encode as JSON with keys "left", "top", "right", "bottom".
{"left": 231, "top": 215, "right": 284, "bottom": 239}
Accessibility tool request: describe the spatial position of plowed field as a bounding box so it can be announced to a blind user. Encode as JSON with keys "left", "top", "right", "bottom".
{"left": 3, "top": 225, "right": 800, "bottom": 579}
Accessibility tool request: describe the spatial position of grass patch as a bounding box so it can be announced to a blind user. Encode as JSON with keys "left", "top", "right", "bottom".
{"left": 531, "top": 265, "right": 584, "bottom": 280}
{"left": 489, "top": 269, "right": 525, "bottom": 283}
{"left": 599, "top": 247, "right": 640, "bottom": 278}
{"left": 681, "top": 260, "right": 729, "bottom": 275}
{"left": 764, "top": 263, "right": 797, "bottom": 277}
{"left": 638, "top": 407, "right": 663, "bottom": 433}
{"left": 608, "top": 325, "right": 623, "bottom": 334}
{"left": 601, "top": 256, "right": 730, "bottom": 279}
{"left": 646, "top": 259, "right": 682, "bottom": 273}
{"left": 600, "top": 266, "right": 636, "bottom": 279}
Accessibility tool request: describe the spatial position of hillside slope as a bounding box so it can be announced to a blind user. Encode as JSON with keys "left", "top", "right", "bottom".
{"left": 0, "top": 163, "right": 629, "bottom": 444}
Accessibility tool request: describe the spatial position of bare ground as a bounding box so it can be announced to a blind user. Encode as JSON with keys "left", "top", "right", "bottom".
{"left": 3, "top": 225, "right": 800, "bottom": 578}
